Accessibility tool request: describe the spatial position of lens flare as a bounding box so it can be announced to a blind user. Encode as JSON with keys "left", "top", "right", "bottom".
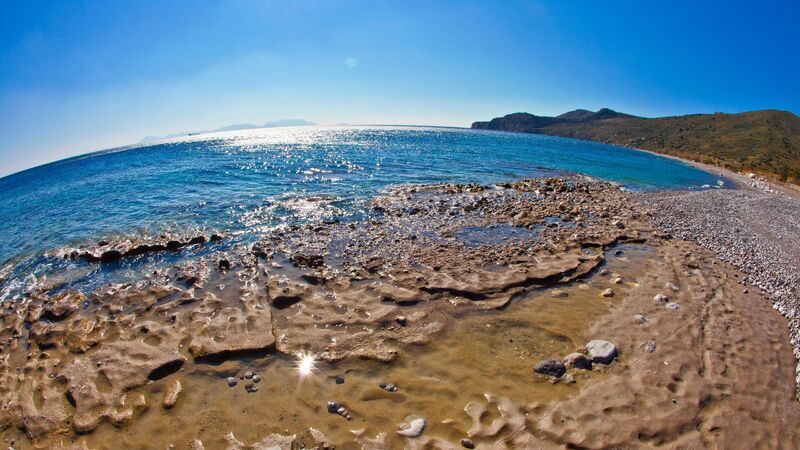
{"left": 296, "top": 352, "right": 316, "bottom": 377}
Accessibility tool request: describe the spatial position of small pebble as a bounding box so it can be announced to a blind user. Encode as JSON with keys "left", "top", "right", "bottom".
{"left": 666, "top": 302, "right": 680, "bottom": 310}
{"left": 396, "top": 417, "right": 426, "bottom": 437}
{"left": 243, "top": 371, "right": 254, "bottom": 379}
{"left": 327, "top": 401, "right": 352, "bottom": 420}
{"left": 639, "top": 340, "right": 657, "bottom": 353}
{"left": 634, "top": 314, "right": 648, "bottom": 323}
{"left": 461, "top": 438, "right": 475, "bottom": 448}
{"left": 379, "top": 383, "right": 398, "bottom": 392}
{"left": 601, "top": 288, "right": 615, "bottom": 298}
{"left": 599, "top": 268, "right": 609, "bottom": 276}
{"left": 614, "top": 250, "right": 624, "bottom": 256}
{"left": 612, "top": 277, "right": 623, "bottom": 284}
{"left": 245, "top": 383, "right": 258, "bottom": 393}
{"left": 334, "top": 375, "right": 345, "bottom": 384}
{"left": 227, "top": 377, "right": 237, "bottom": 387}
{"left": 252, "top": 374, "right": 261, "bottom": 383}
{"left": 396, "top": 315, "right": 408, "bottom": 326}
{"left": 653, "top": 293, "right": 669, "bottom": 303}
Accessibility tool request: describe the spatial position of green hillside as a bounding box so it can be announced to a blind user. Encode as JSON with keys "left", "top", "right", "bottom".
{"left": 472, "top": 109, "right": 800, "bottom": 183}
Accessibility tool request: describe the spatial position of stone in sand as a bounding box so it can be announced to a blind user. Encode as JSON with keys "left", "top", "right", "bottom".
{"left": 327, "top": 402, "right": 352, "bottom": 420}
{"left": 563, "top": 353, "right": 592, "bottom": 370}
{"left": 163, "top": 379, "right": 182, "bottom": 409}
{"left": 534, "top": 359, "right": 567, "bottom": 378}
{"left": 653, "top": 293, "right": 669, "bottom": 303}
{"left": 634, "top": 314, "right": 648, "bottom": 323}
{"left": 461, "top": 438, "right": 476, "bottom": 448}
{"left": 665, "top": 281, "right": 679, "bottom": 291}
{"left": 380, "top": 383, "right": 398, "bottom": 392}
{"left": 666, "top": 302, "right": 680, "bottom": 310}
{"left": 227, "top": 377, "right": 237, "bottom": 387}
{"left": 601, "top": 288, "right": 615, "bottom": 298}
{"left": 612, "top": 277, "right": 623, "bottom": 284}
{"left": 639, "top": 340, "right": 657, "bottom": 353}
{"left": 586, "top": 340, "right": 617, "bottom": 364}
{"left": 550, "top": 289, "right": 568, "bottom": 298}
{"left": 397, "top": 416, "right": 426, "bottom": 437}
{"left": 309, "top": 427, "right": 335, "bottom": 449}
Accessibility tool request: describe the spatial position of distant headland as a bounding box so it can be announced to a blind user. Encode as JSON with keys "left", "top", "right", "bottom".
{"left": 473, "top": 109, "right": 800, "bottom": 184}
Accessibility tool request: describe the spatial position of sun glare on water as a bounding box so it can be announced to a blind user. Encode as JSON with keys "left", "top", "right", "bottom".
{"left": 296, "top": 352, "right": 316, "bottom": 377}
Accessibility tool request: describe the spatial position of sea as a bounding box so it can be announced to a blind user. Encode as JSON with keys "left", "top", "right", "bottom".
{"left": 0, "top": 126, "right": 723, "bottom": 299}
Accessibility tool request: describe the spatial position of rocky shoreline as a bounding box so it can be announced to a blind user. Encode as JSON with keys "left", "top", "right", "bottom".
{"left": 0, "top": 176, "right": 798, "bottom": 449}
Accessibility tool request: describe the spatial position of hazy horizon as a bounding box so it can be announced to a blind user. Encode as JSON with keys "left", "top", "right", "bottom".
{"left": 1, "top": 0, "right": 798, "bottom": 177}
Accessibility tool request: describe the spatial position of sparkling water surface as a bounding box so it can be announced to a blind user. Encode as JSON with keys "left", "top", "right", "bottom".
{"left": 0, "top": 126, "right": 721, "bottom": 298}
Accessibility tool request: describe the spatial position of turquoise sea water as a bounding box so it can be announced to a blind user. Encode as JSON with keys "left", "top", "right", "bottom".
{"left": 0, "top": 126, "right": 722, "bottom": 298}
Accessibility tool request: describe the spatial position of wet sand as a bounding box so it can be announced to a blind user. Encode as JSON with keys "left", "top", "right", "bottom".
{"left": 1, "top": 177, "right": 798, "bottom": 449}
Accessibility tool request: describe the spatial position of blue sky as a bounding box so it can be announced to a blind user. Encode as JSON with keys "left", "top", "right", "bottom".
{"left": 0, "top": 0, "right": 798, "bottom": 177}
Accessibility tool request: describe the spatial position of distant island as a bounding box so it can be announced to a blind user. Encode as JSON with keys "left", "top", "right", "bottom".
{"left": 472, "top": 109, "right": 800, "bottom": 184}
{"left": 140, "top": 119, "right": 316, "bottom": 143}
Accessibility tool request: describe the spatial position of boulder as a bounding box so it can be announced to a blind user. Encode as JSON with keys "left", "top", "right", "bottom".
{"left": 533, "top": 359, "right": 567, "bottom": 378}
{"left": 586, "top": 340, "right": 617, "bottom": 364}
{"left": 563, "top": 353, "right": 592, "bottom": 370}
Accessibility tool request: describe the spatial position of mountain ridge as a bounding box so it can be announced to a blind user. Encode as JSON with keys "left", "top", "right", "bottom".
{"left": 140, "top": 119, "right": 315, "bottom": 143}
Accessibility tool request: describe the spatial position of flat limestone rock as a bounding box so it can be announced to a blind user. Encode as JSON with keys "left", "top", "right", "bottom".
{"left": 224, "top": 431, "right": 297, "bottom": 450}
{"left": 188, "top": 306, "right": 276, "bottom": 359}
{"left": 58, "top": 339, "right": 185, "bottom": 433}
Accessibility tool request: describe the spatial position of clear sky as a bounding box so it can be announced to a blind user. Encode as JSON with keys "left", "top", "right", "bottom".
{"left": 1, "top": 0, "right": 798, "bottom": 177}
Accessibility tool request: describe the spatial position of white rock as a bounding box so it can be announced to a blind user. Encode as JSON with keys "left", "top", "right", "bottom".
{"left": 396, "top": 416, "right": 426, "bottom": 437}
{"left": 653, "top": 293, "right": 669, "bottom": 303}
{"left": 586, "top": 339, "right": 617, "bottom": 364}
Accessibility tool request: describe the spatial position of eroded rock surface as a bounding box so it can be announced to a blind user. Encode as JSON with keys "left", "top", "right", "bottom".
{"left": 1, "top": 177, "right": 796, "bottom": 449}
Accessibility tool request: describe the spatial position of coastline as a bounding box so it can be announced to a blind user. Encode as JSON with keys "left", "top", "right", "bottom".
{"left": 628, "top": 144, "right": 800, "bottom": 198}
